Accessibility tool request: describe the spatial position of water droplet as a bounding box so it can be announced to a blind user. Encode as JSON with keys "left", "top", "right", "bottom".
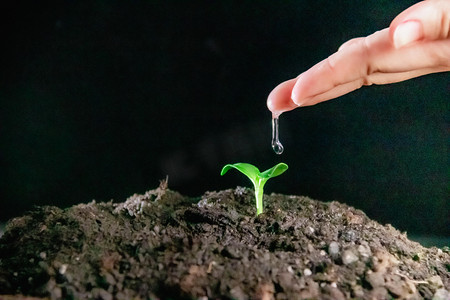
{"left": 271, "top": 117, "right": 284, "bottom": 155}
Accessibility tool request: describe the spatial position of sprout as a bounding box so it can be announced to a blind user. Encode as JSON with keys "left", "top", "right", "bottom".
{"left": 220, "top": 162, "right": 288, "bottom": 215}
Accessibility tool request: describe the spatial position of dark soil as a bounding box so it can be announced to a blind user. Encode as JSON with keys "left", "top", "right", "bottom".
{"left": 0, "top": 183, "right": 449, "bottom": 300}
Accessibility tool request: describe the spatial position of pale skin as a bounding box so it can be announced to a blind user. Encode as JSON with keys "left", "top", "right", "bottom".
{"left": 267, "top": 0, "right": 450, "bottom": 117}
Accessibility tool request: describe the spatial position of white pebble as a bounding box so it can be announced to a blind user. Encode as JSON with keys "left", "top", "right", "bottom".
{"left": 342, "top": 249, "right": 359, "bottom": 265}
{"left": 357, "top": 244, "right": 371, "bottom": 258}
{"left": 433, "top": 289, "right": 449, "bottom": 300}
{"left": 59, "top": 264, "right": 68, "bottom": 275}
{"left": 328, "top": 242, "right": 340, "bottom": 256}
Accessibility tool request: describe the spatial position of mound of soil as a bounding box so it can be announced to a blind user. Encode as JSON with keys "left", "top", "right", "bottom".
{"left": 0, "top": 183, "right": 448, "bottom": 300}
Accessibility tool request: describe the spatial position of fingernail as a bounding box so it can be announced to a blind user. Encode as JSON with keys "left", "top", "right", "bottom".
{"left": 291, "top": 74, "right": 304, "bottom": 106}
{"left": 393, "top": 20, "right": 423, "bottom": 48}
{"left": 291, "top": 93, "right": 304, "bottom": 107}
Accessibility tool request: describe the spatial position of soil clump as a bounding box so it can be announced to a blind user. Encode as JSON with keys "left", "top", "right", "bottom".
{"left": 0, "top": 184, "right": 448, "bottom": 299}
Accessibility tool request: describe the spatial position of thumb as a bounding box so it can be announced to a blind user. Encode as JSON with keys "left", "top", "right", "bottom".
{"left": 390, "top": 0, "right": 450, "bottom": 48}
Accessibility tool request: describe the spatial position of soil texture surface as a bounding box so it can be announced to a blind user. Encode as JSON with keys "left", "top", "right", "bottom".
{"left": 0, "top": 184, "right": 449, "bottom": 300}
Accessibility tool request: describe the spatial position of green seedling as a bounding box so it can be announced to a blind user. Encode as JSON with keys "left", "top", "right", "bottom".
{"left": 220, "top": 162, "right": 288, "bottom": 215}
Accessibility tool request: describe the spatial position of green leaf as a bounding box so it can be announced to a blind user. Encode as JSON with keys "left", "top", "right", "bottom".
{"left": 221, "top": 162, "right": 289, "bottom": 216}
{"left": 220, "top": 163, "right": 260, "bottom": 182}
{"left": 260, "top": 163, "right": 288, "bottom": 178}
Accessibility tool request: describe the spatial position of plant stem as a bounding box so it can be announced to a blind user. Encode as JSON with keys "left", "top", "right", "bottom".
{"left": 254, "top": 181, "right": 264, "bottom": 215}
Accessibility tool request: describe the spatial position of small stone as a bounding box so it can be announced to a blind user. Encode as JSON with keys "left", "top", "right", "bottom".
{"left": 278, "top": 272, "right": 294, "bottom": 292}
{"left": 427, "top": 275, "right": 444, "bottom": 289}
{"left": 366, "top": 271, "right": 384, "bottom": 288}
{"left": 256, "top": 282, "right": 275, "bottom": 300}
{"left": 433, "top": 289, "right": 449, "bottom": 300}
{"left": 385, "top": 274, "right": 415, "bottom": 298}
{"left": 322, "top": 284, "right": 346, "bottom": 300}
{"left": 352, "top": 285, "right": 364, "bottom": 298}
{"left": 51, "top": 287, "right": 62, "bottom": 299}
{"left": 91, "top": 288, "right": 113, "bottom": 300}
{"left": 346, "top": 211, "right": 364, "bottom": 224}
{"left": 342, "top": 249, "right": 359, "bottom": 265}
{"left": 59, "top": 264, "right": 68, "bottom": 275}
{"left": 342, "top": 230, "right": 358, "bottom": 242}
{"left": 104, "top": 272, "right": 116, "bottom": 285}
{"left": 357, "top": 244, "right": 372, "bottom": 261}
{"left": 39, "top": 252, "right": 47, "bottom": 260}
{"left": 369, "top": 287, "right": 388, "bottom": 299}
{"left": 328, "top": 242, "right": 340, "bottom": 257}
{"left": 230, "top": 285, "right": 248, "bottom": 300}
{"left": 303, "top": 268, "right": 312, "bottom": 276}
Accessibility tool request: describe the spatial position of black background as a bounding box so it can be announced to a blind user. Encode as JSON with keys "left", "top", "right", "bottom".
{"left": 1, "top": 1, "right": 448, "bottom": 236}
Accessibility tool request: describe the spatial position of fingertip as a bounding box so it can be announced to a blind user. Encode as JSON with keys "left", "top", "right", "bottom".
{"left": 266, "top": 90, "right": 278, "bottom": 112}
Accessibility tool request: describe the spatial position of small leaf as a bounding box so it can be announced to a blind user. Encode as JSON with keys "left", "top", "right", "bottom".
{"left": 260, "top": 163, "right": 288, "bottom": 178}
{"left": 221, "top": 162, "right": 289, "bottom": 216}
{"left": 221, "top": 163, "right": 260, "bottom": 182}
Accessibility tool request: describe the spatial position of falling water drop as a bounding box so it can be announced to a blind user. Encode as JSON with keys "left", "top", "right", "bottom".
{"left": 271, "top": 117, "right": 284, "bottom": 155}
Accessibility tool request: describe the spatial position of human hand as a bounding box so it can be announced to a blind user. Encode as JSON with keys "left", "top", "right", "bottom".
{"left": 267, "top": 0, "right": 450, "bottom": 117}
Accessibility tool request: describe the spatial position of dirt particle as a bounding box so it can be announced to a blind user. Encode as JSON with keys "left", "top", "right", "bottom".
{"left": 352, "top": 284, "right": 364, "bottom": 298}
{"left": 345, "top": 210, "right": 365, "bottom": 225}
{"left": 433, "top": 288, "right": 450, "bottom": 300}
{"left": 255, "top": 282, "right": 275, "bottom": 300}
{"left": 385, "top": 273, "right": 418, "bottom": 298}
{"left": 328, "top": 241, "right": 340, "bottom": 257}
{"left": 341, "top": 229, "right": 358, "bottom": 242}
{"left": 342, "top": 249, "right": 359, "bottom": 265}
{"left": 321, "top": 283, "right": 346, "bottom": 300}
{"left": 58, "top": 264, "right": 67, "bottom": 275}
{"left": 357, "top": 244, "right": 372, "bottom": 261}
{"left": 230, "top": 285, "right": 247, "bottom": 300}
{"left": 366, "top": 270, "right": 385, "bottom": 288}
{"left": 369, "top": 286, "right": 389, "bottom": 299}
{"left": 91, "top": 288, "right": 113, "bottom": 300}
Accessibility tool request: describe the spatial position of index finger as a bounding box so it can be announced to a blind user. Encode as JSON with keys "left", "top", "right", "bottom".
{"left": 291, "top": 28, "right": 390, "bottom": 107}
